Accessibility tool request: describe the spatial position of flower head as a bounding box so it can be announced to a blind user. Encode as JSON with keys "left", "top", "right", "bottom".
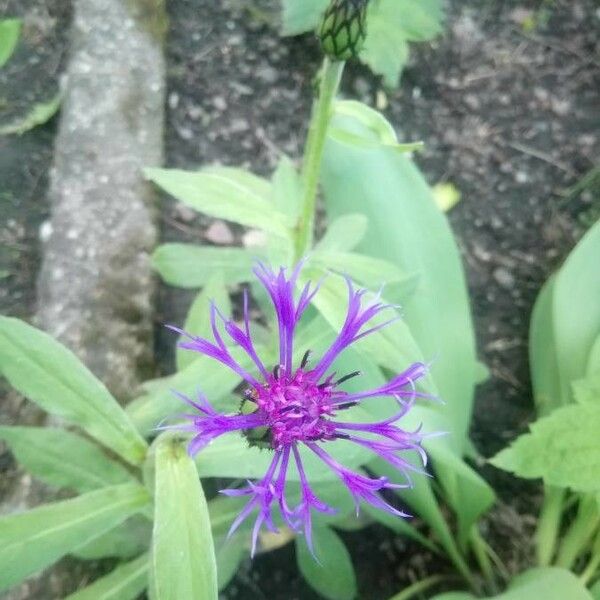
{"left": 170, "top": 263, "right": 430, "bottom": 556}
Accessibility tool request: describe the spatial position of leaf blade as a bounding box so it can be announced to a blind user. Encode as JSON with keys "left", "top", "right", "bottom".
{"left": 0, "top": 318, "right": 148, "bottom": 466}
{"left": 0, "top": 483, "right": 149, "bottom": 592}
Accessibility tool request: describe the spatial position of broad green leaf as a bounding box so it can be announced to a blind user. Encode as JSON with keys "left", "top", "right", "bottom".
{"left": 591, "top": 579, "right": 600, "bottom": 600}
{"left": 144, "top": 167, "right": 292, "bottom": 238}
{"left": 296, "top": 527, "right": 357, "bottom": 600}
{"left": 0, "top": 483, "right": 149, "bottom": 592}
{"left": 432, "top": 567, "right": 593, "bottom": 600}
{"left": 65, "top": 553, "right": 148, "bottom": 600}
{"left": 152, "top": 244, "right": 260, "bottom": 289}
{"left": 271, "top": 155, "right": 303, "bottom": 221}
{"left": 572, "top": 372, "right": 600, "bottom": 405}
{"left": 553, "top": 220, "right": 600, "bottom": 404}
{"left": 215, "top": 535, "right": 246, "bottom": 590}
{"left": 322, "top": 106, "right": 478, "bottom": 454}
{"left": 316, "top": 213, "right": 368, "bottom": 253}
{"left": 491, "top": 403, "right": 600, "bottom": 492}
{"left": 0, "top": 18, "right": 21, "bottom": 68}
{"left": 383, "top": 0, "right": 445, "bottom": 42}
{"left": 151, "top": 436, "right": 217, "bottom": 600}
{"left": 203, "top": 165, "right": 271, "bottom": 199}
{"left": 529, "top": 277, "right": 561, "bottom": 415}
{"left": 333, "top": 100, "right": 398, "bottom": 146}
{"left": 177, "top": 274, "right": 231, "bottom": 370}
{"left": 0, "top": 317, "right": 148, "bottom": 466}
{"left": 0, "top": 426, "right": 132, "bottom": 493}
{"left": 310, "top": 250, "right": 408, "bottom": 288}
{"left": 74, "top": 516, "right": 151, "bottom": 560}
{"left": 281, "top": 0, "right": 328, "bottom": 34}
{"left": 281, "top": 0, "right": 443, "bottom": 86}
{"left": 0, "top": 93, "right": 62, "bottom": 135}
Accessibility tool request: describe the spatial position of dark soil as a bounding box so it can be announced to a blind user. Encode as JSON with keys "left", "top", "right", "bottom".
{"left": 0, "top": 0, "right": 599, "bottom": 598}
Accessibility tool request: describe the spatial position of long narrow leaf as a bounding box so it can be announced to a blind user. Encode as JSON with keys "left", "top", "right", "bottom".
{"left": 65, "top": 553, "right": 148, "bottom": 600}
{"left": 0, "top": 426, "right": 133, "bottom": 492}
{"left": 151, "top": 436, "right": 218, "bottom": 600}
{"left": 0, "top": 483, "right": 149, "bottom": 592}
{"left": 145, "top": 167, "right": 292, "bottom": 238}
{"left": 0, "top": 318, "right": 148, "bottom": 466}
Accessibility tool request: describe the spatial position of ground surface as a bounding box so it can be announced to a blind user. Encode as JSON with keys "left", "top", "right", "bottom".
{"left": 1, "top": 0, "right": 599, "bottom": 598}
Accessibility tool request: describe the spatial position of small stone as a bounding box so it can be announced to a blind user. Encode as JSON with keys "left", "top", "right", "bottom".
{"left": 493, "top": 267, "right": 515, "bottom": 289}
{"left": 39, "top": 220, "right": 53, "bottom": 243}
{"left": 242, "top": 229, "right": 267, "bottom": 248}
{"left": 205, "top": 220, "right": 234, "bottom": 245}
{"left": 213, "top": 96, "right": 227, "bottom": 111}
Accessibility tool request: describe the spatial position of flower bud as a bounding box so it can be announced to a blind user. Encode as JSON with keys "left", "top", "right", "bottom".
{"left": 318, "top": 0, "right": 368, "bottom": 61}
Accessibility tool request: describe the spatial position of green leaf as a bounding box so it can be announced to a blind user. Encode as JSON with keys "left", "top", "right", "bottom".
{"left": 591, "top": 579, "right": 600, "bottom": 600}
{"left": 144, "top": 167, "right": 292, "bottom": 238}
{"left": 586, "top": 334, "right": 600, "bottom": 375}
{"left": 322, "top": 105, "right": 478, "bottom": 453}
{"left": 371, "top": 457, "right": 472, "bottom": 585}
{"left": 203, "top": 165, "right": 271, "bottom": 199}
{"left": 553, "top": 220, "right": 600, "bottom": 404}
{"left": 0, "top": 483, "right": 149, "bottom": 592}
{"left": 177, "top": 274, "right": 231, "bottom": 370}
{"left": 64, "top": 553, "right": 148, "bottom": 600}
{"left": 529, "top": 277, "right": 562, "bottom": 415}
{"left": 310, "top": 250, "right": 408, "bottom": 288}
{"left": 152, "top": 244, "right": 260, "bottom": 289}
{"left": 333, "top": 101, "right": 398, "bottom": 144}
{"left": 491, "top": 402, "right": 600, "bottom": 492}
{"left": 0, "top": 426, "right": 133, "bottom": 493}
{"left": 0, "top": 18, "right": 21, "bottom": 68}
{"left": 0, "top": 93, "right": 62, "bottom": 135}
{"left": 126, "top": 349, "right": 251, "bottom": 437}
{"left": 360, "top": 24, "right": 409, "bottom": 87}
{"left": 316, "top": 213, "right": 368, "bottom": 252}
{"left": 360, "top": 0, "right": 445, "bottom": 86}
{"left": 151, "top": 436, "right": 218, "bottom": 600}
{"left": 73, "top": 516, "right": 151, "bottom": 560}
{"left": 281, "top": 0, "right": 328, "bottom": 35}
{"left": 271, "top": 155, "right": 303, "bottom": 221}
{"left": 433, "top": 567, "right": 594, "bottom": 600}
{"left": 0, "top": 317, "right": 148, "bottom": 466}
{"left": 296, "top": 527, "right": 357, "bottom": 600}
{"left": 432, "top": 452, "right": 495, "bottom": 547}
{"left": 215, "top": 536, "right": 246, "bottom": 591}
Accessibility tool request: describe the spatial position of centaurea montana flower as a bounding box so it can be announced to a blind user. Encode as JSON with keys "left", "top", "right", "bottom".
{"left": 169, "top": 263, "right": 430, "bottom": 555}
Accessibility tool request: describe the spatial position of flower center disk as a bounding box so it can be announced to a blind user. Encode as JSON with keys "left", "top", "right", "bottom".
{"left": 252, "top": 369, "right": 337, "bottom": 449}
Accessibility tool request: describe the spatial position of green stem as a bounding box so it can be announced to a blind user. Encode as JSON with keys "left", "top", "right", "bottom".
{"left": 387, "top": 575, "right": 448, "bottom": 600}
{"left": 294, "top": 57, "right": 345, "bottom": 260}
{"left": 580, "top": 532, "right": 600, "bottom": 586}
{"left": 556, "top": 495, "right": 600, "bottom": 570}
{"left": 470, "top": 526, "right": 498, "bottom": 594}
{"left": 536, "top": 486, "right": 566, "bottom": 566}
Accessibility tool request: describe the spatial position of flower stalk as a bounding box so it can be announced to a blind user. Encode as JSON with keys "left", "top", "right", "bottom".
{"left": 294, "top": 56, "right": 345, "bottom": 260}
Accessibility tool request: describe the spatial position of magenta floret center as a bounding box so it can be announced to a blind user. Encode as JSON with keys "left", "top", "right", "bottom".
{"left": 253, "top": 369, "right": 337, "bottom": 449}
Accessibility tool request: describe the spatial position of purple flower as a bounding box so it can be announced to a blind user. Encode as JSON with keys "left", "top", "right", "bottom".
{"left": 170, "top": 263, "right": 430, "bottom": 555}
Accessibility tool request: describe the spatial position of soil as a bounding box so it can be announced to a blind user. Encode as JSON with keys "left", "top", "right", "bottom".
{"left": 1, "top": 0, "right": 599, "bottom": 598}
